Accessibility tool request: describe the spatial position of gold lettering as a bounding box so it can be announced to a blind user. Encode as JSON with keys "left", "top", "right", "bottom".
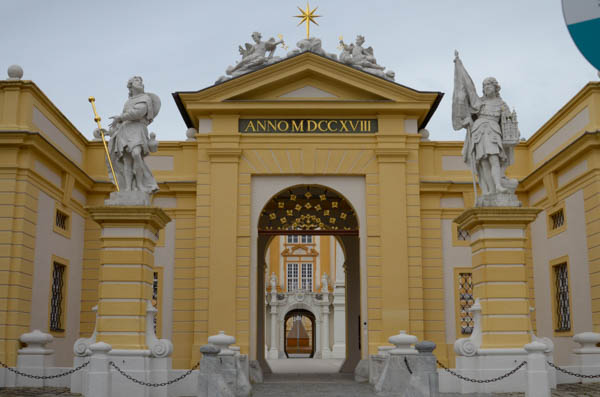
{"left": 339, "top": 120, "right": 349, "bottom": 132}
{"left": 257, "top": 120, "right": 267, "bottom": 132}
{"left": 278, "top": 120, "right": 289, "bottom": 131}
{"left": 267, "top": 120, "right": 277, "bottom": 132}
{"left": 244, "top": 120, "right": 256, "bottom": 132}
{"left": 318, "top": 120, "right": 328, "bottom": 132}
{"left": 367, "top": 120, "right": 371, "bottom": 131}
{"left": 292, "top": 120, "right": 303, "bottom": 132}
{"left": 327, "top": 120, "right": 337, "bottom": 132}
{"left": 350, "top": 120, "right": 359, "bottom": 131}
{"left": 307, "top": 120, "right": 317, "bottom": 132}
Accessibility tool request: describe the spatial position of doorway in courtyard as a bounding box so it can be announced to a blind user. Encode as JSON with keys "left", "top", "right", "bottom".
{"left": 255, "top": 184, "right": 362, "bottom": 374}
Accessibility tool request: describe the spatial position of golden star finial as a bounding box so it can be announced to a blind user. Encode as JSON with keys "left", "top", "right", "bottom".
{"left": 294, "top": 2, "right": 321, "bottom": 39}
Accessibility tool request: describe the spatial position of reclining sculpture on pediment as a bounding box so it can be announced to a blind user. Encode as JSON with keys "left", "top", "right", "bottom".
{"left": 286, "top": 37, "right": 337, "bottom": 60}
{"left": 216, "top": 32, "right": 285, "bottom": 83}
{"left": 338, "top": 35, "right": 395, "bottom": 81}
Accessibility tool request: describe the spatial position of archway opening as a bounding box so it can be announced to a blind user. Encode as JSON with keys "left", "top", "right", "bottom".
{"left": 284, "top": 310, "right": 315, "bottom": 358}
{"left": 256, "top": 184, "right": 361, "bottom": 374}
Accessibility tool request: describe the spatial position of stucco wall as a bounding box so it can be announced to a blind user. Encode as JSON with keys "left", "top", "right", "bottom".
{"left": 531, "top": 189, "right": 592, "bottom": 364}
{"left": 32, "top": 191, "right": 84, "bottom": 366}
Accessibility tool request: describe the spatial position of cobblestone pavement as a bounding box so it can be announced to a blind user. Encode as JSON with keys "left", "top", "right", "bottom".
{"left": 2, "top": 382, "right": 600, "bottom": 396}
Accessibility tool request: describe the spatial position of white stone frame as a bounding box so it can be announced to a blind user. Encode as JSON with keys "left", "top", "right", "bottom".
{"left": 250, "top": 176, "right": 367, "bottom": 360}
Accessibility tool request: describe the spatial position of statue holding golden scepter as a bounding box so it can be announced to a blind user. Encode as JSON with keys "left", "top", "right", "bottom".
{"left": 91, "top": 76, "right": 160, "bottom": 205}
{"left": 88, "top": 96, "right": 119, "bottom": 192}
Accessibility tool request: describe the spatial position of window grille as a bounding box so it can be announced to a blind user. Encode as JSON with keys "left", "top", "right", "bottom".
{"left": 287, "top": 235, "right": 299, "bottom": 244}
{"left": 457, "top": 227, "right": 470, "bottom": 241}
{"left": 554, "top": 263, "right": 571, "bottom": 332}
{"left": 152, "top": 271, "right": 159, "bottom": 333}
{"left": 55, "top": 209, "right": 68, "bottom": 231}
{"left": 301, "top": 263, "right": 312, "bottom": 291}
{"left": 49, "top": 262, "right": 66, "bottom": 332}
{"left": 550, "top": 209, "right": 565, "bottom": 230}
{"left": 457, "top": 272, "right": 474, "bottom": 335}
{"left": 287, "top": 263, "right": 299, "bottom": 291}
{"left": 301, "top": 235, "right": 313, "bottom": 244}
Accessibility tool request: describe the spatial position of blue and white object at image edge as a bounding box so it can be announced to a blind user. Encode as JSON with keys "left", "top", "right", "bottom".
{"left": 562, "top": 0, "right": 600, "bottom": 70}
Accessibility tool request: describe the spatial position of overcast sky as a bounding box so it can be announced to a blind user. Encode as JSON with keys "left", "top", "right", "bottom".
{"left": 1, "top": 0, "right": 598, "bottom": 142}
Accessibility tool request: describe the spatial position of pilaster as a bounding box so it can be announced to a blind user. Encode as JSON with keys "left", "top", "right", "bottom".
{"left": 455, "top": 207, "right": 541, "bottom": 348}
{"left": 376, "top": 148, "right": 410, "bottom": 343}
{"left": 88, "top": 206, "right": 170, "bottom": 350}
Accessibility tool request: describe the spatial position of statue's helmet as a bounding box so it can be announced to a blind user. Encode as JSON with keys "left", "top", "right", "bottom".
{"left": 251, "top": 31, "right": 262, "bottom": 41}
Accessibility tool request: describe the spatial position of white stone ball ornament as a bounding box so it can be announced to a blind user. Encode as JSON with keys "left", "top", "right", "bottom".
{"left": 7, "top": 65, "right": 24, "bottom": 80}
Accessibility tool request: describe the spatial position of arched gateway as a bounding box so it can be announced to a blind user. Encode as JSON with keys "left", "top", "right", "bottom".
{"left": 171, "top": 52, "right": 442, "bottom": 372}
{"left": 256, "top": 184, "right": 361, "bottom": 372}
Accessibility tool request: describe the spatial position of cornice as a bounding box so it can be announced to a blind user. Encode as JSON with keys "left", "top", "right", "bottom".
{"left": 454, "top": 207, "right": 542, "bottom": 230}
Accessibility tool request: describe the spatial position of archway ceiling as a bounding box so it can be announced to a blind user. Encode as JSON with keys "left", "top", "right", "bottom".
{"left": 259, "top": 185, "right": 358, "bottom": 234}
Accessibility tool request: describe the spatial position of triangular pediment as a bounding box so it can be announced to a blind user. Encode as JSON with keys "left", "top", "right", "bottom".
{"left": 278, "top": 85, "right": 337, "bottom": 99}
{"left": 174, "top": 52, "right": 443, "bottom": 128}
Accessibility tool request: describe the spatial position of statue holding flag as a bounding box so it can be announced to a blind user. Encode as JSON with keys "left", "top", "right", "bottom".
{"left": 452, "top": 51, "right": 521, "bottom": 207}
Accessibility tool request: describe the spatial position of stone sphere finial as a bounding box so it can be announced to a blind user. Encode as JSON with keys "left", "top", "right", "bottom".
{"left": 7, "top": 65, "right": 23, "bottom": 80}
{"left": 186, "top": 128, "right": 198, "bottom": 141}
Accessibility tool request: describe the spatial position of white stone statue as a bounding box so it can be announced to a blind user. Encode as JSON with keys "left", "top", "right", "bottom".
{"left": 287, "top": 37, "right": 337, "bottom": 60}
{"left": 270, "top": 272, "right": 277, "bottom": 292}
{"left": 452, "top": 51, "right": 521, "bottom": 207}
{"left": 321, "top": 273, "right": 329, "bottom": 293}
{"left": 217, "top": 32, "right": 284, "bottom": 83}
{"left": 338, "top": 35, "right": 395, "bottom": 81}
{"left": 95, "top": 76, "right": 160, "bottom": 197}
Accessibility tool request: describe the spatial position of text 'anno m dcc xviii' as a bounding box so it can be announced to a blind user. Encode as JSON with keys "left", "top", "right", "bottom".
{"left": 239, "top": 119, "right": 377, "bottom": 133}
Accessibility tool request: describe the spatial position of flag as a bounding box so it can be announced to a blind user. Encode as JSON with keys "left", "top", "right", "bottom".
{"left": 452, "top": 56, "right": 480, "bottom": 131}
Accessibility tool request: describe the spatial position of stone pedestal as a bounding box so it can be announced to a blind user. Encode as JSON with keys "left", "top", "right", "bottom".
{"left": 14, "top": 330, "right": 54, "bottom": 387}
{"left": 571, "top": 332, "right": 600, "bottom": 383}
{"left": 454, "top": 208, "right": 540, "bottom": 348}
{"left": 88, "top": 205, "right": 170, "bottom": 350}
{"left": 452, "top": 207, "right": 541, "bottom": 393}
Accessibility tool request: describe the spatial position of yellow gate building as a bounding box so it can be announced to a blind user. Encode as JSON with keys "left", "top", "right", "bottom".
{"left": 1, "top": 52, "right": 600, "bottom": 377}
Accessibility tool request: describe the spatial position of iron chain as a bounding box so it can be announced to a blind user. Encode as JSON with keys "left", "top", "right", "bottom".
{"left": 110, "top": 361, "right": 200, "bottom": 387}
{"left": 436, "top": 360, "right": 526, "bottom": 384}
{"left": 0, "top": 360, "right": 89, "bottom": 379}
{"left": 547, "top": 360, "right": 600, "bottom": 379}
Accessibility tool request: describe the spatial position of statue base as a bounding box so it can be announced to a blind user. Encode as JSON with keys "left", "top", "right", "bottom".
{"left": 105, "top": 191, "right": 151, "bottom": 206}
{"left": 476, "top": 192, "right": 521, "bottom": 207}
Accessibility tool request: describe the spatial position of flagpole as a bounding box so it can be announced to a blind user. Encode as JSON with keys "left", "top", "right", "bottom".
{"left": 468, "top": 126, "right": 478, "bottom": 204}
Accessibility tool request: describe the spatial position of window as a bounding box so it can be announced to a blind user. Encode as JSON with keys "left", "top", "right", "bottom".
{"left": 49, "top": 261, "right": 66, "bottom": 333}
{"left": 301, "top": 263, "right": 313, "bottom": 291}
{"left": 547, "top": 204, "right": 567, "bottom": 237}
{"left": 55, "top": 210, "right": 68, "bottom": 230}
{"left": 301, "top": 235, "right": 313, "bottom": 244}
{"left": 287, "top": 263, "right": 299, "bottom": 291}
{"left": 287, "top": 235, "right": 299, "bottom": 244}
{"left": 457, "top": 228, "right": 470, "bottom": 241}
{"left": 53, "top": 205, "right": 71, "bottom": 238}
{"left": 553, "top": 262, "right": 571, "bottom": 332}
{"left": 152, "top": 271, "right": 159, "bottom": 334}
{"left": 457, "top": 271, "right": 474, "bottom": 335}
{"left": 550, "top": 209, "right": 564, "bottom": 230}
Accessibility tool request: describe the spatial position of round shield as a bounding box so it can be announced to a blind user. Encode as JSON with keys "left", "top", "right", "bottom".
{"left": 562, "top": 0, "right": 600, "bottom": 70}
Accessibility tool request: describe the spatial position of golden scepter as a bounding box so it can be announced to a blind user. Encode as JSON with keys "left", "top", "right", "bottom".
{"left": 88, "top": 97, "right": 119, "bottom": 191}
